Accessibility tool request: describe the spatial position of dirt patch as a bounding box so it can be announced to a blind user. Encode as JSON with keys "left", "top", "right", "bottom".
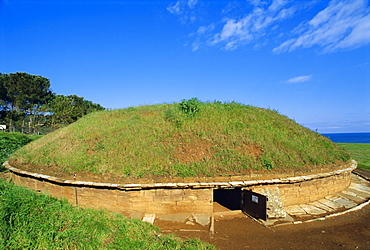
{"left": 175, "top": 139, "right": 214, "bottom": 164}
{"left": 171, "top": 133, "right": 263, "bottom": 164}
{"left": 162, "top": 205, "right": 370, "bottom": 250}
{"left": 235, "top": 143, "right": 263, "bottom": 159}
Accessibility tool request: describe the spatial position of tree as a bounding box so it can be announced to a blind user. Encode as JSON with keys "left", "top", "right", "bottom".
{"left": 0, "top": 72, "right": 53, "bottom": 133}
{"left": 0, "top": 72, "right": 105, "bottom": 133}
{"left": 41, "top": 94, "right": 105, "bottom": 128}
{"left": 0, "top": 73, "right": 6, "bottom": 108}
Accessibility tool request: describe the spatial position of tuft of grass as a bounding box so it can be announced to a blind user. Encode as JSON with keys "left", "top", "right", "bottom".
{"left": 337, "top": 143, "right": 370, "bottom": 170}
{"left": 9, "top": 101, "right": 350, "bottom": 179}
{"left": 0, "top": 179, "right": 214, "bottom": 249}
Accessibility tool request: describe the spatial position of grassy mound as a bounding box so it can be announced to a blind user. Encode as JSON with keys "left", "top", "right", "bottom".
{"left": 0, "top": 179, "right": 213, "bottom": 249}
{"left": 9, "top": 100, "right": 350, "bottom": 180}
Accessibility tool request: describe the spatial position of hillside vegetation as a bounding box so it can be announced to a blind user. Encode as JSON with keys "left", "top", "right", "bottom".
{"left": 10, "top": 100, "right": 350, "bottom": 180}
{"left": 0, "top": 179, "right": 213, "bottom": 249}
{"left": 0, "top": 132, "right": 41, "bottom": 166}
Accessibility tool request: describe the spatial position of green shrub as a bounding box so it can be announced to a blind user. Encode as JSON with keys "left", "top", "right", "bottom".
{"left": 262, "top": 159, "right": 274, "bottom": 171}
{"left": 0, "top": 132, "right": 41, "bottom": 166}
{"left": 179, "top": 98, "right": 202, "bottom": 116}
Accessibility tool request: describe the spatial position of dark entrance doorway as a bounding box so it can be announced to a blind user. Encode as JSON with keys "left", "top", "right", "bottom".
{"left": 213, "top": 188, "right": 242, "bottom": 210}
{"left": 242, "top": 190, "right": 267, "bottom": 220}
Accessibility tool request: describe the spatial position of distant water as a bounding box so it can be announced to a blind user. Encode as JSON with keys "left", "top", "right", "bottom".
{"left": 321, "top": 133, "right": 370, "bottom": 143}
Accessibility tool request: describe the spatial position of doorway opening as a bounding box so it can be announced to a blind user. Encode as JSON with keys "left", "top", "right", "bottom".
{"left": 213, "top": 188, "right": 242, "bottom": 210}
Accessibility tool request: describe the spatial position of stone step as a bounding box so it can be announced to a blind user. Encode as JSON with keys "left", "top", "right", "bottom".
{"left": 309, "top": 200, "right": 335, "bottom": 212}
{"left": 329, "top": 197, "right": 357, "bottom": 209}
{"left": 299, "top": 204, "right": 326, "bottom": 215}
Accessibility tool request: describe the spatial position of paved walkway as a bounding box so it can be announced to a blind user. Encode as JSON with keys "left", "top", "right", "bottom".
{"left": 263, "top": 173, "right": 370, "bottom": 226}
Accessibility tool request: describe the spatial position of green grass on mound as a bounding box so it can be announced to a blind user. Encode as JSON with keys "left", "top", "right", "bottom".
{"left": 10, "top": 100, "right": 350, "bottom": 179}
{"left": 0, "top": 179, "right": 213, "bottom": 249}
{"left": 337, "top": 143, "right": 370, "bottom": 170}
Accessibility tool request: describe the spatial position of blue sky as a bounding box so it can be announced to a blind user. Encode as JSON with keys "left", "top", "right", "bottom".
{"left": 1, "top": 0, "right": 369, "bottom": 133}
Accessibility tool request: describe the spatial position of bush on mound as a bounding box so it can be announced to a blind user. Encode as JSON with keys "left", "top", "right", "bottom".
{"left": 9, "top": 100, "right": 350, "bottom": 180}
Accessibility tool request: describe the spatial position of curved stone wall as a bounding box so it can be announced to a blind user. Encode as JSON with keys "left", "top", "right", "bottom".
{"left": 3, "top": 160, "right": 356, "bottom": 223}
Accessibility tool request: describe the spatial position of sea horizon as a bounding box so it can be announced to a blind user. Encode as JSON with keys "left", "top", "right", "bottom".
{"left": 321, "top": 132, "right": 370, "bottom": 144}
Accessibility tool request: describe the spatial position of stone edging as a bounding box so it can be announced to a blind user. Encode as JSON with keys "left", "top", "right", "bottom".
{"left": 3, "top": 160, "right": 357, "bottom": 190}
{"left": 272, "top": 196, "right": 370, "bottom": 227}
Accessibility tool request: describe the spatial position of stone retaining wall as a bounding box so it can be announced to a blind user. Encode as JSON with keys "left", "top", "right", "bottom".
{"left": 3, "top": 160, "right": 356, "bottom": 223}
{"left": 250, "top": 166, "right": 353, "bottom": 206}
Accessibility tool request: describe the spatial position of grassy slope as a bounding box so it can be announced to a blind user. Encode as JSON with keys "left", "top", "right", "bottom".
{"left": 0, "top": 179, "right": 213, "bottom": 249}
{"left": 10, "top": 101, "right": 350, "bottom": 179}
{"left": 337, "top": 143, "right": 370, "bottom": 170}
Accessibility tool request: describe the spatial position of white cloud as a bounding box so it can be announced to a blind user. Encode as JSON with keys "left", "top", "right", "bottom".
{"left": 203, "top": 0, "right": 297, "bottom": 50}
{"left": 274, "top": 0, "right": 370, "bottom": 53}
{"left": 167, "top": 0, "right": 199, "bottom": 23}
{"left": 170, "top": 0, "right": 370, "bottom": 53}
{"left": 192, "top": 42, "right": 200, "bottom": 51}
{"left": 187, "top": 0, "right": 198, "bottom": 9}
{"left": 167, "top": 1, "right": 182, "bottom": 15}
{"left": 196, "top": 26, "right": 208, "bottom": 35}
{"left": 285, "top": 75, "right": 312, "bottom": 83}
{"left": 333, "top": 13, "right": 370, "bottom": 50}
{"left": 189, "top": 24, "right": 215, "bottom": 51}
{"left": 268, "top": 0, "right": 289, "bottom": 12}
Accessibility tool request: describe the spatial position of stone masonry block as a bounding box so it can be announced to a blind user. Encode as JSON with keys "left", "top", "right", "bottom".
{"left": 155, "top": 189, "right": 172, "bottom": 198}
{"left": 169, "top": 189, "right": 185, "bottom": 197}
{"left": 129, "top": 190, "right": 145, "bottom": 198}
{"left": 143, "top": 189, "right": 156, "bottom": 198}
